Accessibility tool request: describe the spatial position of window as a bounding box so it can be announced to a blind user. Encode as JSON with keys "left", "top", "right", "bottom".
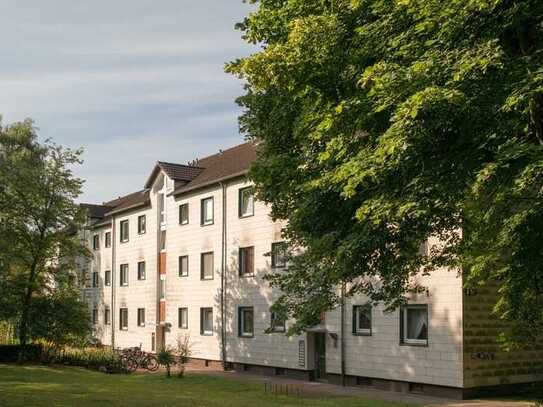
{"left": 238, "top": 307, "right": 254, "bottom": 337}
{"left": 160, "top": 230, "right": 166, "bottom": 251}
{"left": 104, "top": 307, "right": 111, "bottom": 325}
{"left": 400, "top": 305, "right": 428, "bottom": 346}
{"left": 179, "top": 255, "right": 189, "bottom": 277}
{"left": 120, "top": 264, "right": 129, "bottom": 286}
{"left": 137, "top": 308, "right": 145, "bottom": 327}
{"left": 92, "top": 271, "right": 99, "bottom": 288}
{"left": 151, "top": 333, "right": 155, "bottom": 352}
{"left": 200, "top": 308, "right": 213, "bottom": 335}
{"left": 119, "top": 308, "right": 128, "bottom": 330}
{"left": 159, "top": 193, "right": 165, "bottom": 224}
{"left": 201, "top": 252, "right": 214, "bottom": 280}
{"left": 137, "top": 261, "right": 146, "bottom": 280}
{"left": 353, "top": 305, "right": 372, "bottom": 336}
{"left": 201, "top": 197, "right": 214, "bottom": 226}
{"left": 239, "top": 246, "right": 254, "bottom": 277}
{"left": 93, "top": 235, "right": 100, "bottom": 250}
{"left": 92, "top": 307, "right": 98, "bottom": 325}
{"left": 138, "top": 215, "right": 146, "bottom": 234}
{"left": 239, "top": 187, "right": 254, "bottom": 218}
{"left": 271, "top": 242, "right": 287, "bottom": 268}
{"left": 179, "top": 203, "right": 189, "bottom": 225}
{"left": 178, "top": 307, "right": 188, "bottom": 329}
{"left": 105, "top": 232, "right": 111, "bottom": 248}
{"left": 159, "top": 278, "right": 166, "bottom": 300}
{"left": 120, "top": 220, "right": 129, "bottom": 242}
{"left": 270, "top": 312, "right": 286, "bottom": 333}
{"left": 105, "top": 270, "right": 111, "bottom": 286}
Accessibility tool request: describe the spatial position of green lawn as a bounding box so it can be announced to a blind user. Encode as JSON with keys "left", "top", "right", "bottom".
{"left": 0, "top": 364, "right": 409, "bottom": 407}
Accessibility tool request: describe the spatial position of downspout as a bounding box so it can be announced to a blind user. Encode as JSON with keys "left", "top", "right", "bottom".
{"left": 220, "top": 181, "right": 227, "bottom": 370}
{"left": 340, "top": 281, "right": 346, "bottom": 386}
{"left": 111, "top": 216, "right": 116, "bottom": 349}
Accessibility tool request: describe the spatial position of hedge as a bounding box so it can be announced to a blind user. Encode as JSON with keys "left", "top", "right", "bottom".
{"left": 0, "top": 344, "right": 43, "bottom": 362}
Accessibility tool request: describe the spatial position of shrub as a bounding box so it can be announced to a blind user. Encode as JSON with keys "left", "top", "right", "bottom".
{"left": 157, "top": 347, "right": 175, "bottom": 378}
{"left": 0, "top": 344, "right": 42, "bottom": 362}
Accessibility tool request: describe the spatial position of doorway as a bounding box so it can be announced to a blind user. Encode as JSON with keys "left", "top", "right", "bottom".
{"left": 314, "top": 333, "right": 326, "bottom": 381}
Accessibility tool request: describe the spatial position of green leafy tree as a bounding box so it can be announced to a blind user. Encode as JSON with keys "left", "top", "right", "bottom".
{"left": 228, "top": 0, "right": 543, "bottom": 343}
{"left": 0, "top": 117, "right": 89, "bottom": 348}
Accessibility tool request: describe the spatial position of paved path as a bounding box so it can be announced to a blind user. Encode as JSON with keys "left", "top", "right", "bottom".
{"left": 184, "top": 364, "right": 534, "bottom": 407}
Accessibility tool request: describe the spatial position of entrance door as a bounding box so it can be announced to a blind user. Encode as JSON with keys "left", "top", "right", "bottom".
{"left": 314, "top": 333, "right": 326, "bottom": 381}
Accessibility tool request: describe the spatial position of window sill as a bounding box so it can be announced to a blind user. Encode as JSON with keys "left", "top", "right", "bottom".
{"left": 179, "top": 326, "right": 188, "bottom": 330}
{"left": 400, "top": 341, "right": 428, "bottom": 347}
{"left": 201, "top": 332, "right": 213, "bottom": 336}
{"left": 200, "top": 277, "right": 214, "bottom": 281}
{"left": 179, "top": 274, "right": 189, "bottom": 278}
{"left": 239, "top": 274, "right": 255, "bottom": 278}
{"left": 239, "top": 213, "right": 254, "bottom": 219}
{"left": 353, "top": 331, "right": 372, "bottom": 337}
{"left": 201, "top": 222, "right": 214, "bottom": 227}
{"left": 179, "top": 221, "right": 189, "bottom": 226}
{"left": 239, "top": 334, "right": 254, "bottom": 338}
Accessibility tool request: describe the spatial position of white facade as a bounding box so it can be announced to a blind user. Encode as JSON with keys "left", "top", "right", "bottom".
{"left": 80, "top": 143, "right": 473, "bottom": 396}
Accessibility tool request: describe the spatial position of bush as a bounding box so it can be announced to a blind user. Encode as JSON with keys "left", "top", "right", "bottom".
{"left": 58, "top": 347, "right": 125, "bottom": 373}
{"left": 0, "top": 344, "right": 42, "bottom": 362}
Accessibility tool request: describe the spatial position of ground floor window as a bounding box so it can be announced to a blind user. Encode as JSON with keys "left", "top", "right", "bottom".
{"left": 353, "top": 305, "right": 372, "bottom": 336}
{"left": 200, "top": 308, "right": 213, "bottom": 335}
{"left": 400, "top": 304, "right": 428, "bottom": 346}
{"left": 179, "top": 307, "right": 188, "bottom": 329}
{"left": 270, "top": 311, "right": 286, "bottom": 333}
{"left": 137, "top": 308, "right": 145, "bottom": 327}
{"left": 119, "top": 308, "right": 128, "bottom": 330}
{"left": 238, "top": 307, "right": 254, "bottom": 338}
{"left": 92, "top": 307, "right": 98, "bottom": 325}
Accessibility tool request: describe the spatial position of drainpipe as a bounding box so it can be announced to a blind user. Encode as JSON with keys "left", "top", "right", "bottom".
{"left": 340, "top": 281, "right": 346, "bottom": 386}
{"left": 220, "top": 181, "right": 227, "bottom": 370}
{"left": 111, "top": 215, "right": 116, "bottom": 349}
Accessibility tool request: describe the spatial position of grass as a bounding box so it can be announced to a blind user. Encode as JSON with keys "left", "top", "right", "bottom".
{"left": 0, "top": 364, "right": 410, "bottom": 407}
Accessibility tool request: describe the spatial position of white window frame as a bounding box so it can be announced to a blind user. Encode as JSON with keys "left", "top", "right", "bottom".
{"left": 353, "top": 305, "right": 372, "bottom": 336}
{"left": 201, "top": 308, "right": 213, "bottom": 336}
{"left": 104, "top": 270, "right": 111, "bottom": 286}
{"left": 179, "top": 307, "right": 188, "bottom": 329}
{"left": 120, "top": 220, "right": 129, "bottom": 243}
{"left": 119, "top": 308, "right": 128, "bottom": 330}
{"left": 401, "top": 304, "right": 429, "bottom": 346}
{"left": 179, "top": 255, "right": 189, "bottom": 277}
{"left": 238, "top": 307, "right": 254, "bottom": 338}
{"left": 137, "top": 308, "right": 146, "bottom": 327}
{"left": 93, "top": 234, "right": 100, "bottom": 250}
{"left": 120, "top": 264, "right": 129, "bottom": 286}
{"left": 239, "top": 187, "right": 254, "bottom": 218}
{"left": 201, "top": 197, "right": 214, "bottom": 226}
{"left": 137, "top": 261, "right": 146, "bottom": 280}
{"left": 200, "top": 252, "right": 214, "bottom": 280}
{"left": 179, "top": 203, "right": 189, "bottom": 225}
{"left": 138, "top": 215, "right": 146, "bottom": 235}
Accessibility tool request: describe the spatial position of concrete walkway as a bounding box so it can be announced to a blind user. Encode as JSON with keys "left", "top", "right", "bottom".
{"left": 183, "top": 364, "right": 535, "bottom": 407}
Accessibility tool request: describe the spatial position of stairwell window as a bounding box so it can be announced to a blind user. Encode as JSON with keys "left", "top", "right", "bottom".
{"left": 138, "top": 215, "right": 146, "bottom": 234}
{"left": 239, "top": 187, "right": 254, "bottom": 218}
{"left": 179, "top": 307, "right": 188, "bottom": 329}
{"left": 271, "top": 242, "right": 287, "bottom": 268}
{"left": 238, "top": 307, "right": 254, "bottom": 338}
{"left": 104, "top": 307, "right": 110, "bottom": 325}
{"left": 92, "top": 307, "right": 98, "bottom": 325}
{"left": 201, "top": 252, "right": 214, "bottom": 280}
{"left": 105, "top": 270, "right": 111, "bottom": 286}
{"left": 119, "top": 308, "right": 128, "bottom": 330}
{"left": 400, "top": 304, "right": 429, "bottom": 346}
{"left": 201, "top": 197, "right": 214, "bottom": 226}
{"left": 105, "top": 232, "right": 111, "bottom": 248}
{"left": 179, "top": 255, "right": 189, "bottom": 277}
{"left": 137, "top": 261, "right": 146, "bottom": 280}
{"left": 239, "top": 246, "right": 254, "bottom": 277}
{"left": 92, "top": 235, "right": 100, "bottom": 250}
{"left": 179, "top": 203, "right": 189, "bottom": 225}
{"left": 353, "top": 305, "right": 372, "bottom": 336}
{"left": 120, "top": 264, "right": 129, "bottom": 286}
{"left": 200, "top": 308, "right": 213, "bottom": 335}
{"left": 120, "top": 220, "right": 129, "bottom": 243}
{"left": 137, "top": 308, "right": 146, "bottom": 327}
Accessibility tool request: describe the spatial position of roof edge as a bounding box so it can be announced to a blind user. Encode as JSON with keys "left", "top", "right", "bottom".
{"left": 104, "top": 200, "right": 151, "bottom": 217}
{"left": 169, "top": 170, "right": 249, "bottom": 197}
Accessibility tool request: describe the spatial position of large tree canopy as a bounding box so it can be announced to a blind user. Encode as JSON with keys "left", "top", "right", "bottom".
{"left": 0, "top": 118, "right": 90, "bottom": 347}
{"left": 228, "top": 0, "right": 543, "bottom": 343}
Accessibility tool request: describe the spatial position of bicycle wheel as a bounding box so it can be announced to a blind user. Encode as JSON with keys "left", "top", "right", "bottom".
{"left": 145, "top": 355, "right": 159, "bottom": 372}
{"left": 121, "top": 355, "right": 138, "bottom": 373}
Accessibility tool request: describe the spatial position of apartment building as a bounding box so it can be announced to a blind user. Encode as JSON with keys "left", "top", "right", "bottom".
{"left": 80, "top": 141, "right": 542, "bottom": 399}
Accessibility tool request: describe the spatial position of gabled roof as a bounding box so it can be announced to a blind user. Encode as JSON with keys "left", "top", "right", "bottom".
{"left": 144, "top": 161, "right": 205, "bottom": 189}
{"left": 171, "top": 141, "right": 257, "bottom": 196}
{"left": 103, "top": 189, "right": 150, "bottom": 216}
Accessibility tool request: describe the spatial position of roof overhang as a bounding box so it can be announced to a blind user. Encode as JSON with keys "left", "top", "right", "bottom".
{"left": 169, "top": 170, "right": 248, "bottom": 197}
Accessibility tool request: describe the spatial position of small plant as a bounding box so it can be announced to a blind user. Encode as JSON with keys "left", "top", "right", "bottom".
{"left": 176, "top": 334, "right": 193, "bottom": 378}
{"left": 157, "top": 347, "right": 175, "bottom": 378}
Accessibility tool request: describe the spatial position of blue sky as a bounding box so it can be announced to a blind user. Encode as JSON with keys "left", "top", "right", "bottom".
{"left": 0, "top": 1, "right": 255, "bottom": 203}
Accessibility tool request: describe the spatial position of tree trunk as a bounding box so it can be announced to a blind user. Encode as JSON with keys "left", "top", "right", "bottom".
{"left": 18, "top": 262, "right": 38, "bottom": 362}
